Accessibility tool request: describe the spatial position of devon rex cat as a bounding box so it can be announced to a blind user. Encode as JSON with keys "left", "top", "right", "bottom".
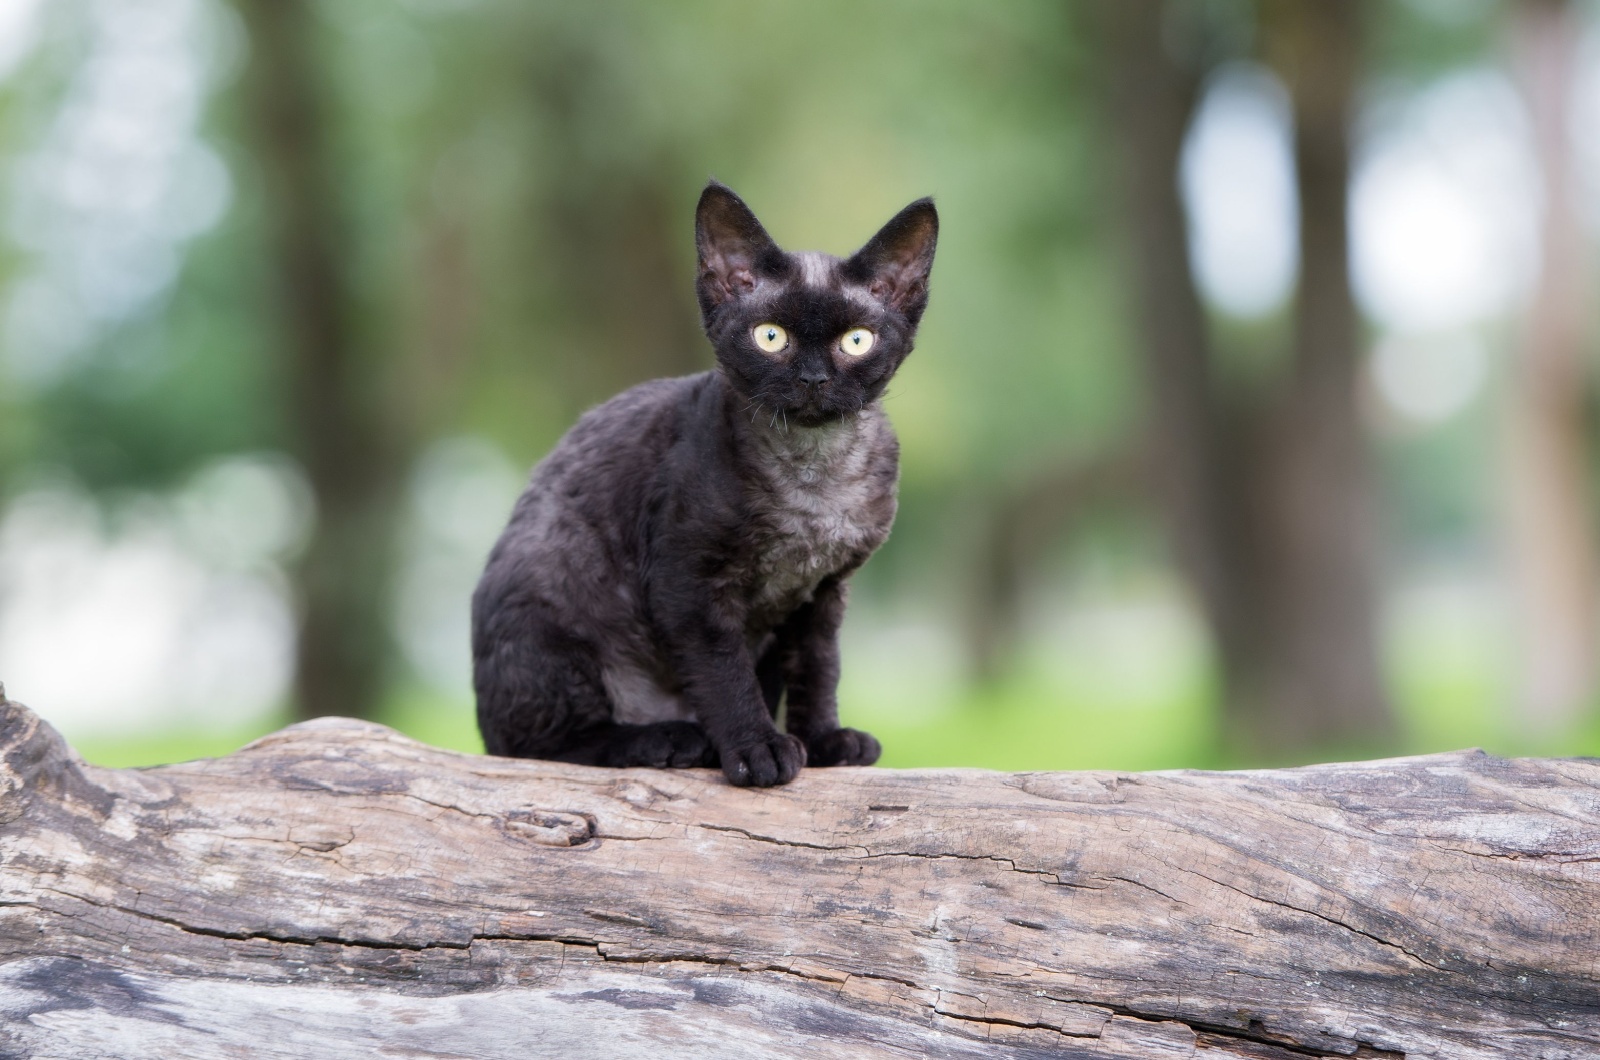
{"left": 472, "top": 181, "right": 936, "bottom": 787}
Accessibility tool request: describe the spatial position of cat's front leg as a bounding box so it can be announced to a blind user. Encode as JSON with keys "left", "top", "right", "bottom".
{"left": 655, "top": 581, "right": 806, "bottom": 787}
{"left": 778, "top": 578, "right": 882, "bottom": 767}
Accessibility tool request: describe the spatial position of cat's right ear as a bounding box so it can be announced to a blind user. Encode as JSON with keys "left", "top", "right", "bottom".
{"left": 696, "top": 181, "right": 780, "bottom": 313}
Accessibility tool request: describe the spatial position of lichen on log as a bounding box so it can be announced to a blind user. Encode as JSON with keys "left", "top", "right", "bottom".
{"left": 1, "top": 692, "right": 1597, "bottom": 1058}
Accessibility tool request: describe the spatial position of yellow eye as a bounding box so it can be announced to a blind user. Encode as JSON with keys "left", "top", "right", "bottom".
{"left": 839, "top": 327, "right": 875, "bottom": 357}
{"left": 752, "top": 323, "right": 788, "bottom": 353}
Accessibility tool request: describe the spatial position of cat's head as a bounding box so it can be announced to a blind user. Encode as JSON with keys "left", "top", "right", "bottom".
{"left": 694, "top": 181, "right": 937, "bottom": 428}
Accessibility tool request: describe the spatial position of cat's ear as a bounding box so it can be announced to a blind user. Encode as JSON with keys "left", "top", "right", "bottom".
{"left": 845, "top": 198, "right": 938, "bottom": 321}
{"left": 696, "top": 181, "right": 781, "bottom": 311}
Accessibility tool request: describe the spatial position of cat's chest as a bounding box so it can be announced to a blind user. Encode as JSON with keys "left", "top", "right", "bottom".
{"left": 742, "top": 452, "right": 891, "bottom": 622}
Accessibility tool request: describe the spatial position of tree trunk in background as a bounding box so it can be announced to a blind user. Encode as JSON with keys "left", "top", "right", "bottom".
{"left": 1095, "top": 0, "right": 1248, "bottom": 672}
{"left": 1098, "top": 0, "right": 1394, "bottom": 759}
{"left": 545, "top": 177, "right": 706, "bottom": 393}
{"left": 1251, "top": 0, "right": 1394, "bottom": 753}
{"left": 963, "top": 447, "right": 1144, "bottom": 683}
{"left": 1504, "top": 0, "right": 1599, "bottom": 734}
{"left": 240, "top": 0, "right": 401, "bottom": 722}
{"left": 529, "top": 39, "right": 706, "bottom": 404}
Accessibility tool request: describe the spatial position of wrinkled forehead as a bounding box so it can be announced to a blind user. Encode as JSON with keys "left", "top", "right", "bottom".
{"left": 753, "top": 250, "right": 878, "bottom": 319}
{"left": 789, "top": 251, "right": 839, "bottom": 289}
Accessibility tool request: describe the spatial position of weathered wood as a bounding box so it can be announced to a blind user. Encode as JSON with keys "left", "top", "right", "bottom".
{"left": 2, "top": 693, "right": 1597, "bottom": 1059}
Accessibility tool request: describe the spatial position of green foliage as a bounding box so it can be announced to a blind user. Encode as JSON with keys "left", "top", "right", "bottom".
{"left": 1367, "top": 0, "right": 1500, "bottom": 83}
{"left": 11, "top": 0, "right": 1598, "bottom": 772}
{"left": 74, "top": 630, "right": 1600, "bottom": 771}
{"left": 24, "top": 268, "right": 278, "bottom": 491}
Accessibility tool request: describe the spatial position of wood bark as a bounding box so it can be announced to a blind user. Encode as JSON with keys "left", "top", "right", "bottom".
{"left": 3, "top": 693, "right": 1598, "bottom": 1059}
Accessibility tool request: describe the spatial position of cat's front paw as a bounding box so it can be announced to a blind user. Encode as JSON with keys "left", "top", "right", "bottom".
{"left": 720, "top": 732, "right": 806, "bottom": 787}
{"left": 805, "top": 727, "right": 881, "bottom": 767}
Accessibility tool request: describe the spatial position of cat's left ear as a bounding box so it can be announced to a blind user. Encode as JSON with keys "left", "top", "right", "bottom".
{"left": 845, "top": 198, "right": 938, "bottom": 322}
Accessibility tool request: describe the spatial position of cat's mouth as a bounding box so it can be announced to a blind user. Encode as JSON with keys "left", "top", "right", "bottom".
{"left": 745, "top": 383, "right": 857, "bottom": 429}
{"left": 784, "top": 391, "right": 850, "bottom": 428}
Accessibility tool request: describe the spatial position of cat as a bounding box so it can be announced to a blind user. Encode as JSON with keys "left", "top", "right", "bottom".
{"left": 471, "top": 180, "right": 936, "bottom": 787}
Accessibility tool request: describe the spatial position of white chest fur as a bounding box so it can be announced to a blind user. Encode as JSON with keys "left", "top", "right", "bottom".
{"left": 745, "top": 416, "right": 890, "bottom": 621}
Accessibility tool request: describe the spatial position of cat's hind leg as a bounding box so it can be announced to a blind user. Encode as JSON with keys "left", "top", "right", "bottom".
{"left": 473, "top": 616, "right": 606, "bottom": 759}
{"left": 473, "top": 608, "right": 714, "bottom": 768}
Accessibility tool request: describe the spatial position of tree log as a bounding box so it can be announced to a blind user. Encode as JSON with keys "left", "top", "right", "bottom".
{"left": 1, "top": 693, "right": 1596, "bottom": 1059}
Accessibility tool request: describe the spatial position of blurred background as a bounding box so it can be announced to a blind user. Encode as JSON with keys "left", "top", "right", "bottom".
{"left": 2, "top": 0, "right": 1599, "bottom": 772}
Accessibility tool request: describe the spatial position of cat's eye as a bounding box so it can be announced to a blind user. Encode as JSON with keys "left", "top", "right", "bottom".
{"left": 752, "top": 323, "right": 789, "bottom": 354}
{"left": 839, "top": 328, "right": 875, "bottom": 357}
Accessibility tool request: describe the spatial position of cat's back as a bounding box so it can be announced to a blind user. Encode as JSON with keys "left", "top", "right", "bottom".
{"left": 481, "top": 372, "right": 714, "bottom": 585}
{"left": 534, "top": 372, "right": 708, "bottom": 488}
{"left": 520, "top": 372, "right": 721, "bottom": 520}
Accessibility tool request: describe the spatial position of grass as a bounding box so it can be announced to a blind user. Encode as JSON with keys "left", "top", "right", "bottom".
{"left": 65, "top": 661, "right": 1600, "bottom": 775}
{"left": 67, "top": 679, "right": 1214, "bottom": 773}
{"left": 71, "top": 719, "right": 296, "bottom": 770}
{"left": 856, "top": 678, "right": 1216, "bottom": 772}
{"left": 60, "top": 600, "right": 1600, "bottom": 771}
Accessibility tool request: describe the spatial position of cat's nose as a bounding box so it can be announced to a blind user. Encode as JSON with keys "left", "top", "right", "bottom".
{"left": 798, "top": 363, "right": 829, "bottom": 387}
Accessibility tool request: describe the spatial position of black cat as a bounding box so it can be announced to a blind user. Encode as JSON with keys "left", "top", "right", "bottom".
{"left": 472, "top": 181, "right": 936, "bottom": 787}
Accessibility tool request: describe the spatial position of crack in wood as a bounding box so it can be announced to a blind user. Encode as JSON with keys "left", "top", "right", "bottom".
{"left": 931, "top": 993, "right": 1105, "bottom": 1041}
{"left": 697, "top": 823, "right": 1067, "bottom": 880}
{"left": 1170, "top": 863, "right": 1449, "bottom": 974}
